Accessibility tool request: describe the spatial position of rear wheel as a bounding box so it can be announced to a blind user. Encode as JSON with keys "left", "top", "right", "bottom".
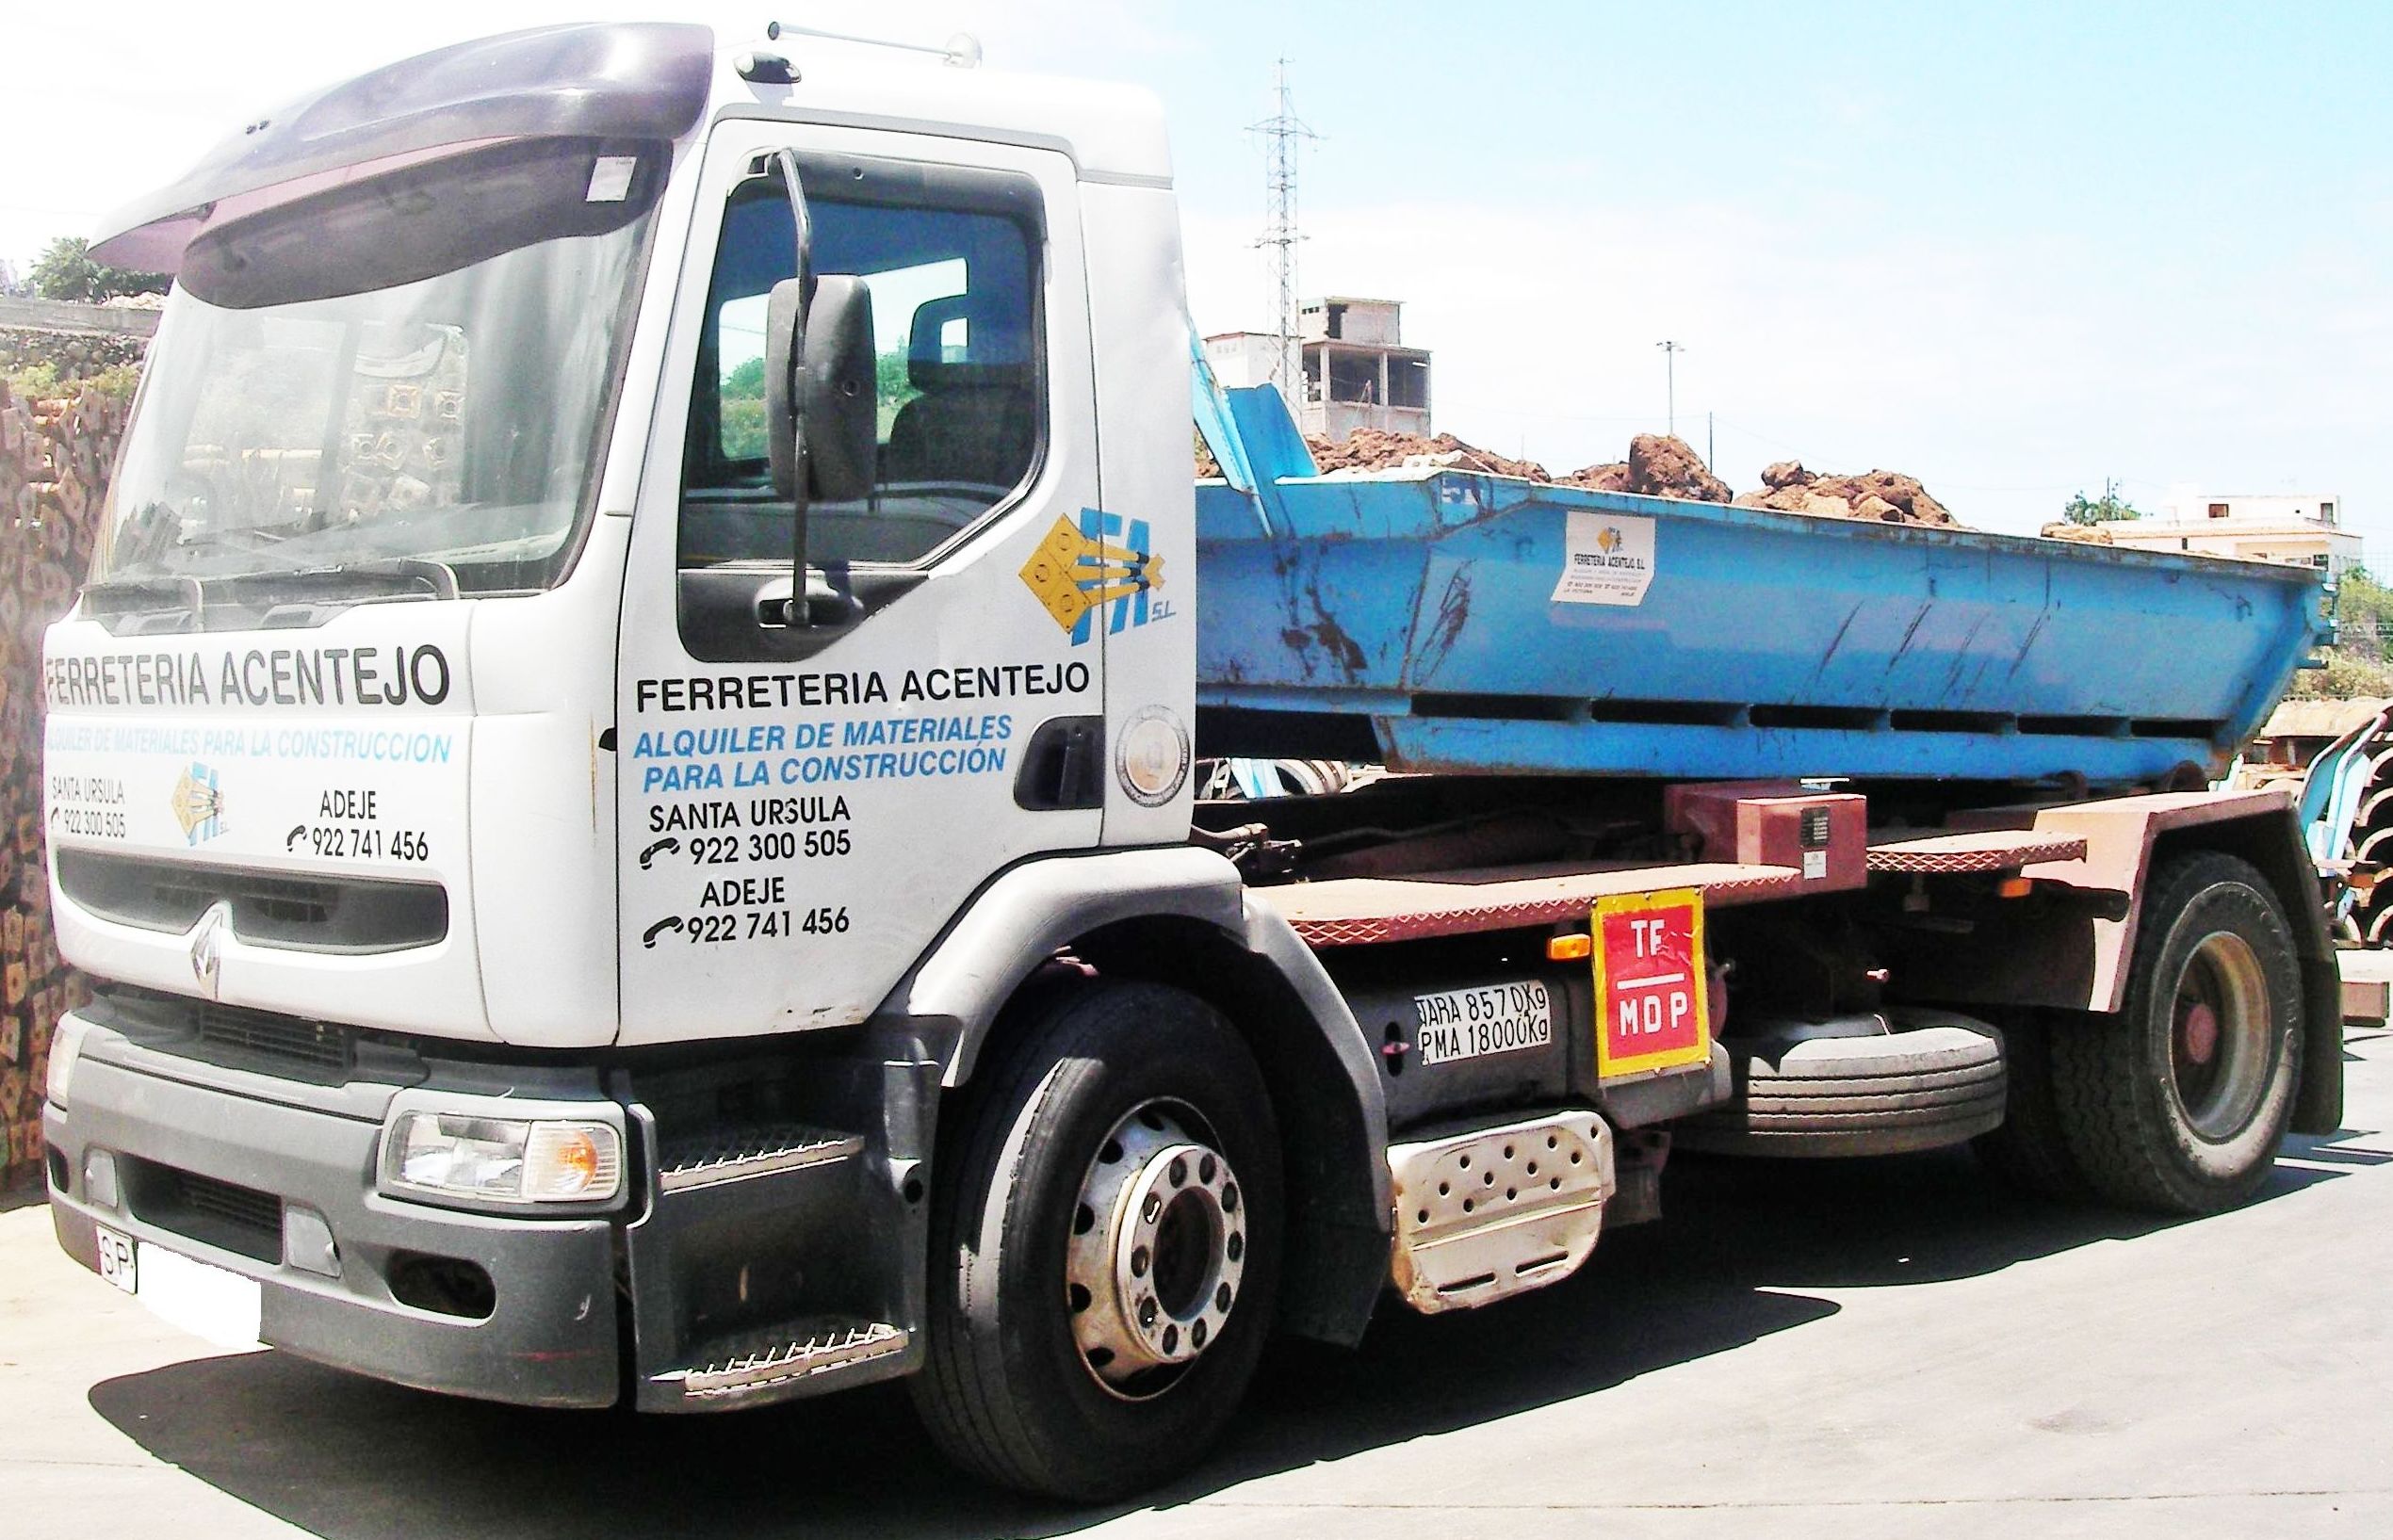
{"left": 2052, "top": 852, "right": 2303, "bottom": 1214}
{"left": 911, "top": 981, "right": 1282, "bottom": 1499}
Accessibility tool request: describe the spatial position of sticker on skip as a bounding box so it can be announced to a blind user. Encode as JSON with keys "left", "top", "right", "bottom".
{"left": 1552, "top": 511, "right": 1656, "bottom": 607}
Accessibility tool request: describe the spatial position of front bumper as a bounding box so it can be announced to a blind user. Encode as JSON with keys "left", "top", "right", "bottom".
{"left": 43, "top": 1013, "right": 622, "bottom": 1408}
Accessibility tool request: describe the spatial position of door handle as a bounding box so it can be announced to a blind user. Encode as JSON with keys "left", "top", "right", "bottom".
{"left": 676, "top": 565, "right": 921, "bottom": 663}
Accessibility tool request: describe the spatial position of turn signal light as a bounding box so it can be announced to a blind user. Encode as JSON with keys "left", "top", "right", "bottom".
{"left": 1546, "top": 933, "right": 1593, "bottom": 962}
{"left": 1998, "top": 876, "right": 2034, "bottom": 900}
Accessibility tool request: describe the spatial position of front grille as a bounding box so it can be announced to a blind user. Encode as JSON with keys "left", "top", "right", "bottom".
{"left": 196, "top": 1002, "right": 353, "bottom": 1076}
{"left": 125, "top": 1159, "right": 284, "bottom": 1263}
{"left": 57, "top": 849, "right": 448, "bottom": 954}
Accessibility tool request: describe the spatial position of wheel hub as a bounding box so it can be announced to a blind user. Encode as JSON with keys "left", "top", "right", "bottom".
{"left": 2170, "top": 930, "right": 2271, "bottom": 1142}
{"left": 1066, "top": 1101, "right": 1245, "bottom": 1398}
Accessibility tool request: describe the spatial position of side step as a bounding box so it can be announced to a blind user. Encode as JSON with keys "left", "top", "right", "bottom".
{"left": 1388, "top": 1110, "right": 1616, "bottom": 1315}
{"left": 656, "top": 1123, "right": 864, "bottom": 1193}
{"left": 658, "top": 1318, "right": 911, "bottom": 1404}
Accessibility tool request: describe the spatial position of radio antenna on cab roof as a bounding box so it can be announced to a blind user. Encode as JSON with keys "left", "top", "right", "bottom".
{"left": 764, "top": 20, "right": 983, "bottom": 68}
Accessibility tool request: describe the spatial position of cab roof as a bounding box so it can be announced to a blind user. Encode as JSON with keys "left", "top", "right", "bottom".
{"left": 92, "top": 22, "right": 1172, "bottom": 274}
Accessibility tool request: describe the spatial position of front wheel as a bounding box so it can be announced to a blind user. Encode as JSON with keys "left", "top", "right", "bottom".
{"left": 2052, "top": 852, "right": 2304, "bottom": 1214}
{"left": 911, "top": 981, "right": 1283, "bottom": 1500}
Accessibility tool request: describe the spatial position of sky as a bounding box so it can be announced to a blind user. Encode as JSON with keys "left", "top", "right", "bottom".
{"left": 4, "top": 2, "right": 2389, "bottom": 549}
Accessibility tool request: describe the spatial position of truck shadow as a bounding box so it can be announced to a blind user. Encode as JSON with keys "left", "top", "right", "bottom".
{"left": 85, "top": 1143, "right": 2344, "bottom": 1540}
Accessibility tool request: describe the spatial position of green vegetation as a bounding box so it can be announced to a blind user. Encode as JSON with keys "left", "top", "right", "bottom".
{"left": 2060, "top": 481, "right": 2149, "bottom": 525}
{"left": 4, "top": 360, "right": 141, "bottom": 401}
{"left": 2291, "top": 567, "right": 2393, "bottom": 700}
{"left": 721, "top": 354, "right": 768, "bottom": 461}
{"left": 717, "top": 349, "right": 918, "bottom": 462}
{"left": 26, "top": 236, "right": 166, "bottom": 303}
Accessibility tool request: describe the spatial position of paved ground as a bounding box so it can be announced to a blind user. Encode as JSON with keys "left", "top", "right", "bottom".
{"left": 8, "top": 1019, "right": 2393, "bottom": 1539}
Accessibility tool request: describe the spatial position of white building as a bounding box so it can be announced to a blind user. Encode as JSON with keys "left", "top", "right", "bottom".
{"left": 1203, "top": 296, "right": 1432, "bottom": 442}
{"left": 2102, "top": 490, "right": 2363, "bottom": 578}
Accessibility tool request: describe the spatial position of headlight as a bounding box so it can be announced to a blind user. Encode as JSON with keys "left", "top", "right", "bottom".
{"left": 381, "top": 1110, "right": 623, "bottom": 1205}
{"left": 46, "top": 1013, "right": 96, "bottom": 1110}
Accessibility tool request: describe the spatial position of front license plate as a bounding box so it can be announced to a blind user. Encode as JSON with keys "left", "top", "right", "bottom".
{"left": 95, "top": 1224, "right": 137, "bottom": 1293}
{"left": 126, "top": 1240, "right": 265, "bottom": 1351}
{"left": 1413, "top": 981, "right": 1554, "bottom": 1065}
{"left": 1593, "top": 887, "right": 1712, "bottom": 1078}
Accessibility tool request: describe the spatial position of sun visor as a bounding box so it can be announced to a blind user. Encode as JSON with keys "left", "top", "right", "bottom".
{"left": 91, "top": 22, "right": 714, "bottom": 274}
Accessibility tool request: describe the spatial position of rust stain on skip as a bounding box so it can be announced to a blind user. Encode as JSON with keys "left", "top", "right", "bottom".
{"left": 1413, "top": 561, "right": 1476, "bottom": 684}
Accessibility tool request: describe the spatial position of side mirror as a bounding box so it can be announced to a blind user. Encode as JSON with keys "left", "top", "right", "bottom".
{"left": 801, "top": 275, "right": 877, "bottom": 504}
{"left": 763, "top": 275, "right": 807, "bottom": 501}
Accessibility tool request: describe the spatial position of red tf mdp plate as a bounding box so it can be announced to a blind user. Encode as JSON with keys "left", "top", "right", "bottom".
{"left": 1591, "top": 887, "right": 1711, "bottom": 1078}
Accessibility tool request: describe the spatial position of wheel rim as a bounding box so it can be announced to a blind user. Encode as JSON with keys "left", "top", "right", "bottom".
{"left": 2169, "top": 930, "right": 2271, "bottom": 1142}
{"left": 1066, "top": 1099, "right": 1246, "bottom": 1400}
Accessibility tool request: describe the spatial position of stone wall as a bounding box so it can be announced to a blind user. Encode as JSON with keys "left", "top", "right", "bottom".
{"left": 0, "top": 378, "right": 116, "bottom": 1188}
{"left": 0, "top": 296, "right": 157, "bottom": 380}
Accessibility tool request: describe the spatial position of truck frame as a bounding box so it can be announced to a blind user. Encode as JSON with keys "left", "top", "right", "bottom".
{"left": 38, "top": 23, "right": 2340, "bottom": 1500}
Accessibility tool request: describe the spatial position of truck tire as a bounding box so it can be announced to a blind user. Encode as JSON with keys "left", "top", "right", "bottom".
{"left": 1674, "top": 1018, "right": 2007, "bottom": 1158}
{"left": 1970, "top": 1009, "right": 2092, "bottom": 1203}
{"left": 2051, "top": 852, "right": 2303, "bottom": 1214}
{"left": 911, "top": 981, "right": 1283, "bottom": 1500}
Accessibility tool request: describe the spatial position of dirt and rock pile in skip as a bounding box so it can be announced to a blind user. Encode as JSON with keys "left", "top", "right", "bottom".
{"left": 1731, "top": 460, "right": 1959, "bottom": 527}
{"left": 1197, "top": 425, "right": 1970, "bottom": 528}
{"left": 1302, "top": 428, "right": 1554, "bottom": 481}
{"left": 1555, "top": 434, "right": 1732, "bottom": 502}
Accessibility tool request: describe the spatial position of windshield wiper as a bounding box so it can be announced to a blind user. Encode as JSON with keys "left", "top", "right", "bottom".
{"left": 79, "top": 574, "right": 206, "bottom": 628}
{"left": 225, "top": 558, "right": 461, "bottom": 605}
{"left": 79, "top": 558, "right": 462, "bottom": 633}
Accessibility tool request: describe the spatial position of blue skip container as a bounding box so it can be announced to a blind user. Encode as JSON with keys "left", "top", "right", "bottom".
{"left": 1193, "top": 388, "right": 2322, "bottom": 786}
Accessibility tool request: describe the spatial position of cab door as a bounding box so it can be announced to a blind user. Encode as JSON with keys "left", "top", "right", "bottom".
{"left": 614, "top": 120, "right": 1104, "bottom": 1044}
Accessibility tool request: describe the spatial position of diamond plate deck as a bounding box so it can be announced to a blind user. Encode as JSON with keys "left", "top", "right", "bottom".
{"left": 1864, "top": 831, "right": 2090, "bottom": 874}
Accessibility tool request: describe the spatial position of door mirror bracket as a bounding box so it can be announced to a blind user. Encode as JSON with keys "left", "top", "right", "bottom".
{"left": 760, "top": 150, "right": 877, "bottom": 631}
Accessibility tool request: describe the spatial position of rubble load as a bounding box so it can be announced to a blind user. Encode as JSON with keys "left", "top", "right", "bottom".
{"left": 0, "top": 378, "right": 106, "bottom": 1190}
{"left": 1304, "top": 428, "right": 1550, "bottom": 481}
{"left": 1260, "top": 427, "right": 1961, "bottom": 529}
{"left": 1731, "top": 460, "right": 1958, "bottom": 527}
{"left": 1555, "top": 434, "right": 1733, "bottom": 503}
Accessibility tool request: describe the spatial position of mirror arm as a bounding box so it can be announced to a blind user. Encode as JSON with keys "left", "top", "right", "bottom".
{"left": 775, "top": 148, "right": 817, "bottom": 626}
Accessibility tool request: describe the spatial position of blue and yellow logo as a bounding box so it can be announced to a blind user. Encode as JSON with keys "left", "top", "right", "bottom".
{"left": 1018, "top": 510, "right": 1166, "bottom": 647}
{"left": 170, "top": 763, "right": 226, "bottom": 846}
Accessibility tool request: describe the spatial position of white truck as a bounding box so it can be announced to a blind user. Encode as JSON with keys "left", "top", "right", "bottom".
{"left": 39, "top": 23, "right": 2342, "bottom": 1499}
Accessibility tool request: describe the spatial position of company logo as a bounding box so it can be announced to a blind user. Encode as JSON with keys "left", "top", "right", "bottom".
{"left": 1596, "top": 526, "right": 1623, "bottom": 555}
{"left": 1018, "top": 509, "right": 1170, "bottom": 647}
{"left": 171, "top": 762, "right": 226, "bottom": 846}
{"left": 188, "top": 900, "right": 230, "bottom": 1000}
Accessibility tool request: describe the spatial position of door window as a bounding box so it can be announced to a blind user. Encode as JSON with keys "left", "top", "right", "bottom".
{"left": 681, "top": 159, "right": 1044, "bottom": 569}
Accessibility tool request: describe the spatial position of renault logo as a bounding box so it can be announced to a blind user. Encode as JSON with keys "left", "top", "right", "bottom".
{"left": 189, "top": 900, "right": 231, "bottom": 1000}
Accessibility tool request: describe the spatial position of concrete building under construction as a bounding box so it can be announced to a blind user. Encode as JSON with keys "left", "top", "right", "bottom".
{"left": 1204, "top": 296, "right": 1432, "bottom": 442}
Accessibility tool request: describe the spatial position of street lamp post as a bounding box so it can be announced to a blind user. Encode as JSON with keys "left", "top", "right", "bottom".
{"left": 1656, "top": 340, "right": 1685, "bottom": 438}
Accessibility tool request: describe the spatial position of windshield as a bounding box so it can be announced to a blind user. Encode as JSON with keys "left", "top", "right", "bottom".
{"left": 95, "top": 138, "right": 660, "bottom": 598}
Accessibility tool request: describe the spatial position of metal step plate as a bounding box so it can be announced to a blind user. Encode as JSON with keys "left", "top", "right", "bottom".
{"left": 1387, "top": 1110, "right": 1615, "bottom": 1314}
{"left": 669, "top": 1318, "right": 909, "bottom": 1401}
{"left": 656, "top": 1124, "right": 863, "bottom": 1192}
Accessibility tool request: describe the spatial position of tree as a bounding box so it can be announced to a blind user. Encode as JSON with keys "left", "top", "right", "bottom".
{"left": 2061, "top": 478, "right": 2147, "bottom": 526}
{"left": 26, "top": 236, "right": 167, "bottom": 303}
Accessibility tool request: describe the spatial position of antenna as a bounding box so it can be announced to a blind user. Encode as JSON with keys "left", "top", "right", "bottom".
{"left": 764, "top": 20, "right": 982, "bottom": 67}
{"left": 1249, "top": 59, "right": 1321, "bottom": 413}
